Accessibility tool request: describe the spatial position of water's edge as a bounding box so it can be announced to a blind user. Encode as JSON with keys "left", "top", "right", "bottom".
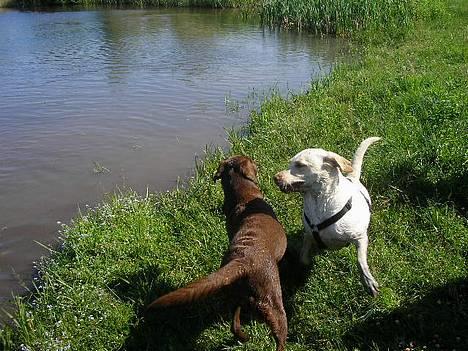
{"left": 0, "top": 7, "right": 347, "bottom": 314}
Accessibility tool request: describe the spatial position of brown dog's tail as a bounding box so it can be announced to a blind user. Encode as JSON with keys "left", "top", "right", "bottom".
{"left": 147, "top": 259, "right": 246, "bottom": 310}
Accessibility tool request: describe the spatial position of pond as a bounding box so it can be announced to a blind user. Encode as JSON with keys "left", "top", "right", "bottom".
{"left": 0, "top": 8, "right": 346, "bottom": 308}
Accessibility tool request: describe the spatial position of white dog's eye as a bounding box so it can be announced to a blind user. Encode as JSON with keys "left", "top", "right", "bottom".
{"left": 294, "top": 161, "right": 307, "bottom": 168}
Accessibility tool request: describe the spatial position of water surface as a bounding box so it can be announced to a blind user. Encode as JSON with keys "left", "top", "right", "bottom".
{"left": 0, "top": 8, "right": 346, "bottom": 309}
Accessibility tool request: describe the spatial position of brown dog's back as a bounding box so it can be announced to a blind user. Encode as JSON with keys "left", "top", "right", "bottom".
{"left": 147, "top": 156, "right": 288, "bottom": 351}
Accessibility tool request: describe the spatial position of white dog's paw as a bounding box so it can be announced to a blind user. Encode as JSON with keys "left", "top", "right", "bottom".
{"left": 364, "top": 277, "right": 380, "bottom": 297}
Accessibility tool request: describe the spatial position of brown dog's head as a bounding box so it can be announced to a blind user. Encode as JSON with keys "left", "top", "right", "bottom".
{"left": 213, "top": 155, "right": 258, "bottom": 185}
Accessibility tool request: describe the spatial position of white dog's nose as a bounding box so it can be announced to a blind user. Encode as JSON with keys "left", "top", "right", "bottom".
{"left": 273, "top": 172, "right": 283, "bottom": 186}
{"left": 274, "top": 171, "right": 294, "bottom": 193}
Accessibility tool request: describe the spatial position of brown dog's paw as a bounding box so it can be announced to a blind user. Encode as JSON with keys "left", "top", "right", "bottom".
{"left": 236, "top": 330, "right": 250, "bottom": 343}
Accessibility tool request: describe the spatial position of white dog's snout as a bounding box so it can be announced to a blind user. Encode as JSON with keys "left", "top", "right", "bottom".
{"left": 274, "top": 170, "right": 304, "bottom": 193}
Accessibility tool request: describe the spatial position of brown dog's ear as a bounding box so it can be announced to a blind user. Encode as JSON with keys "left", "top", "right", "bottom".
{"left": 236, "top": 157, "right": 258, "bottom": 184}
{"left": 213, "top": 159, "right": 230, "bottom": 182}
{"left": 323, "top": 152, "right": 353, "bottom": 174}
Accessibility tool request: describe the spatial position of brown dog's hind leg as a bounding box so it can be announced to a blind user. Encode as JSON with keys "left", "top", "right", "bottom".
{"left": 251, "top": 263, "right": 287, "bottom": 351}
{"left": 231, "top": 305, "right": 249, "bottom": 342}
{"left": 257, "top": 298, "right": 287, "bottom": 351}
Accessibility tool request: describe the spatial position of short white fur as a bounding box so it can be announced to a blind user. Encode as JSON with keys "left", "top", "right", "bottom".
{"left": 274, "top": 137, "right": 381, "bottom": 296}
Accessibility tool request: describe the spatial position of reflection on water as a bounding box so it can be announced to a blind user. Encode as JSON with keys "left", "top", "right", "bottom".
{"left": 0, "top": 8, "right": 346, "bottom": 309}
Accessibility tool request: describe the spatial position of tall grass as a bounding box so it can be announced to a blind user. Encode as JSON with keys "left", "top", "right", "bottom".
{"left": 260, "top": 0, "right": 417, "bottom": 34}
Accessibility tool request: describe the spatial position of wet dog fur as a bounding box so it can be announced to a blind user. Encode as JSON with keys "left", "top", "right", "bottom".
{"left": 147, "top": 155, "right": 288, "bottom": 351}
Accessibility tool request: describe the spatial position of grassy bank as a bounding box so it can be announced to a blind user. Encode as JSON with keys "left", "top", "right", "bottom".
{"left": 1, "top": 0, "right": 467, "bottom": 350}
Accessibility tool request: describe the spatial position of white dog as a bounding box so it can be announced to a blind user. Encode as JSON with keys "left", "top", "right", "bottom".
{"left": 274, "top": 137, "right": 381, "bottom": 296}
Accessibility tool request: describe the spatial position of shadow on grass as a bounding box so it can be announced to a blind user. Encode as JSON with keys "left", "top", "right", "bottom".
{"left": 279, "top": 231, "right": 313, "bottom": 301}
{"left": 377, "top": 162, "right": 468, "bottom": 216}
{"left": 112, "top": 232, "right": 314, "bottom": 350}
{"left": 343, "top": 278, "right": 468, "bottom": 350}
{"left": 279, "top": 232, "right": 323, "bottom": 344}
{"left": 110, "top": 264, "right": 230, "bottom": 350}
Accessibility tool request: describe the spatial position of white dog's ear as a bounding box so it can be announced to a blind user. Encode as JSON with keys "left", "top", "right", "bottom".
{"left": 323, "top": 152, "right": 353, "bottom": 174}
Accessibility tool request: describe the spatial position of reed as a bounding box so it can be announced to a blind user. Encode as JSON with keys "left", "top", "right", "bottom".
{"left": 259, "top": 0, "right": 417, "bottom": 34}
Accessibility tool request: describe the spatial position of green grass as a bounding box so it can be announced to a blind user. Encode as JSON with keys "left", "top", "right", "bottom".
{"left": 1, "top": 0, "right": 467, "bottom": 350}
{"left": 260, "top": 0, "right": 416, "bottom": 35}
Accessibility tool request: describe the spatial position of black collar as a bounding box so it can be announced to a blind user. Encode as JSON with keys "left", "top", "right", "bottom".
{"left": 303, "top": 197, "right": 352, "bottom": 249}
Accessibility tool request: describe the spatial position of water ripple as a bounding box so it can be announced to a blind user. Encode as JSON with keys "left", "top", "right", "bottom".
{"left": 0, "top": 7, "right": 347, "bottom": 305}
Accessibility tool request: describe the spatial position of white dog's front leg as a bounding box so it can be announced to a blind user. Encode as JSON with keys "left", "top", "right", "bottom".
{"left": 300, "top": 232, "right": 313, "bottom": 265}
{"left": 356, "top": 237, "right": 379, "bottom": 297}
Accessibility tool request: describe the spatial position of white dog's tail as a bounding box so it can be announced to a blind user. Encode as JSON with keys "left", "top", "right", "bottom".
{"left": 349, "top": 137, "right": 381, "bottom": 180}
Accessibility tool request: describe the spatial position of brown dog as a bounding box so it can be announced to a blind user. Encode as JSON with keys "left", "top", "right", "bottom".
{"left": 147, "top": 155, "right": 288, "bottom": 351}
